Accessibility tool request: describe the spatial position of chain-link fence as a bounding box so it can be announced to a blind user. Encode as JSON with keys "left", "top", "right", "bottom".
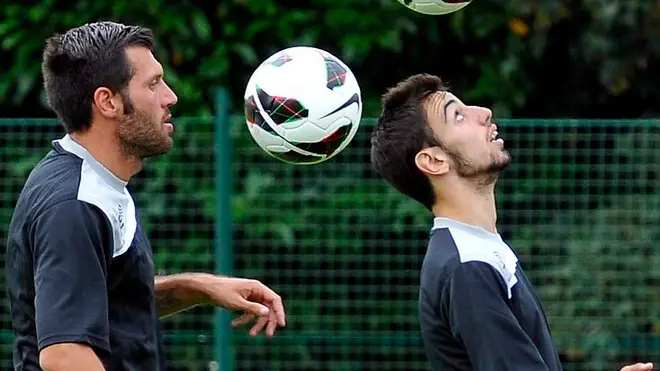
{"left": 1, "top": 117, "right": 659, "bottom": 370}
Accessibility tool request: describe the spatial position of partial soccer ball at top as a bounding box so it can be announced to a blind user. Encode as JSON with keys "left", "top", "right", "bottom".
{"left": 398, "top": 0, "right": 472, "bottom": 15}
{"left": 243, "top": 46, "right": 362, "bottom": 165}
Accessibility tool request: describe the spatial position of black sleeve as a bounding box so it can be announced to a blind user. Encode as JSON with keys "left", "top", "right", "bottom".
{"left": 31, "top": 200, "right": 113, "bottom": 354}
{"left": 442, "top": 261, "right": 549, "bottom": 371}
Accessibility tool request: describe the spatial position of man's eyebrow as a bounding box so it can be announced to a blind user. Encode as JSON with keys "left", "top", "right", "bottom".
{"left": 443, "top": 99, "right": 457, "bottom": 122}
{"left": 148, "top": 72, "right": 163, "bottom": 82}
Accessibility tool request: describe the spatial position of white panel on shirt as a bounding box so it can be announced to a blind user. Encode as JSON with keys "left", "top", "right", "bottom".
{"left": 447, "top": 226, "right": 519, "bottom": 299}
{"left": 76, "top": 161, "right": 137, "bottom": 258}
{"left": 432, "top": 217, "right": 519, "bottom": 299}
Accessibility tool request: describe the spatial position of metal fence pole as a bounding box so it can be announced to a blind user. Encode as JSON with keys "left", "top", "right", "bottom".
{"left": 213, "top": 87, "right": 235, "bottom": 371}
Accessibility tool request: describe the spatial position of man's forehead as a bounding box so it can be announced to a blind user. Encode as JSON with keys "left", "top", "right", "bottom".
{"left": 429, "top": 90, "right": 456, "bottom": 102}
{"left": 125, "top": 46, "right": 162, "bottom": 77}
{"left": 426, "top": 91, "right": 454, "bottom": 113}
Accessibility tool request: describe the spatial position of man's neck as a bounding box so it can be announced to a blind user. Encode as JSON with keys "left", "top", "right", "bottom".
{"left": 69, "top": 131, "right": 141, "bottom": 182}
{"left": 432, "top": 178, "right": 498, "bottom": 233}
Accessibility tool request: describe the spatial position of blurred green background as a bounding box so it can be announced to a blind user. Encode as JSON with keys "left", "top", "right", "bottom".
{"left": 2, "top": 0, "right": 660, "bottom": 370}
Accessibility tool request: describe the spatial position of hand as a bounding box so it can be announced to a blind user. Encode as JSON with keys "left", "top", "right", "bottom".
{"left": 199, "top": 275, "right": 286, "bottom": 337}
{"left": 621, "top": 362, "right": 654, "bottom": 371}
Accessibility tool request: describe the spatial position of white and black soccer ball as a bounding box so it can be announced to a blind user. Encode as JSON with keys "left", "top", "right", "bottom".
{"left": 398, "top": 0, "right": 472, "bottom": 15}
{"left": 243, "top": 46, "right": 362, "bottom": 165}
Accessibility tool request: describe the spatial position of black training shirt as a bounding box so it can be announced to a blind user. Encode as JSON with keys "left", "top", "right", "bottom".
{"left": 5, "top": 134, "right": 164, "bottom": 370}
{"left": 418, "top": 217, "right": 563, "bottom": 371}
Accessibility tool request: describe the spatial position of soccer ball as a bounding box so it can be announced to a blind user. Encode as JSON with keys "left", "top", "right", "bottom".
{"left": 397, "top": 0, "right": 472, "bottom": 15}
{"left": 243, "top": 46, "right": 362, "bottom": 165}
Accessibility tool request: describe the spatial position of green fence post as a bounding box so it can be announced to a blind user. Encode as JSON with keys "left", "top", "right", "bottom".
{"left": 213, "top": 87, "right": 235, "bottom": 371}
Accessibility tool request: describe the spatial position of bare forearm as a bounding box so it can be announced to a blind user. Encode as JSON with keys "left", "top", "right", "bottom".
{"left": 40, "top": 343, "right": 105, "bottom": 371}
{"left": 154, "top": 274, "right": 209, "bottom": 318}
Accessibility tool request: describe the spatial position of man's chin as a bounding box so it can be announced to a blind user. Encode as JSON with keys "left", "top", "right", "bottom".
{"left": 490, "top": 159, "right": 511, "bottom": 174}
{"left": 493, "top": 149, "right": 512, "bottom": 170}
{"left": 459, "top": 160, "right": 510, "bottom": 186}
{"left": 153, "top": 142, "right": 173, "bottom": 157}
{"left": 138, "top": 140, "right": 174, "bottom": 160}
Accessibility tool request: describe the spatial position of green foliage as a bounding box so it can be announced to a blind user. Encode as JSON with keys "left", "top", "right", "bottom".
{"left": 2, "top": 0, "right": 660, "bottom": 119}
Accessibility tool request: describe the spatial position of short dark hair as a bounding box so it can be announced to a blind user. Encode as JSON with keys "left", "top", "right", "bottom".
{"left": 370, "top": 74, "right": 449, "bottom": 211}
{"left": 41, "top": 21, "right": 155, "bottom": 133}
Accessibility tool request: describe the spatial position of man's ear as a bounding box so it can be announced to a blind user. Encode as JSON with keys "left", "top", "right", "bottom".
{"left": 415, "top": 147, "right": 449, "bottom": 176}
{"left": 92, "top": 87, "right": 122, "bottom": 119}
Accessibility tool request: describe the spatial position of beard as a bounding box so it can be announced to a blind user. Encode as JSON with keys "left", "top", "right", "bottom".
{"left": 446, "top": 146, "right": 511, "bottom": 186}
{"left": 117, "top": 97, "right": 173, "bottom": 160}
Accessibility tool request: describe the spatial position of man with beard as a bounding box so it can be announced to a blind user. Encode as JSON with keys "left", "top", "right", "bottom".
{"left": 5, "top": 21, "right": 285, "bottom": 371}
{"left": 370, "top": 74, "right": 653, "bottom": 371}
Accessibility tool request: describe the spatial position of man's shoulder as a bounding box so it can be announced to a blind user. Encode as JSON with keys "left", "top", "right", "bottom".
{"left": 421, "top": 227, "right": 516, "bottom": 284}
{"left": 423, "top": 228, "right": 460, "bottom": 269}
{"left": 16, "top": 150, "right": 86, "bottom": 215}
{"left": 13, "top": 147, "right": 128, "bottom": 227}
{"left": 419, "top": 228, "right": 462, "bottom": 292}
{"left": 422, "top": 226, "right": 519, "bottom": 300}
{"left": 21, "top": 148, "right": 138, "bottom": 260}
{"left": 423, "top": 226, "right": 496, "bottom": 274}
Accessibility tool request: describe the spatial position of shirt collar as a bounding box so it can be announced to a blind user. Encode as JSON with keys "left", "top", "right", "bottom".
{"left": 432, "top": 216, "right": 519, "bottom": 262}
{"left": 53, "top": 134, "right": 128, "bottom": 192}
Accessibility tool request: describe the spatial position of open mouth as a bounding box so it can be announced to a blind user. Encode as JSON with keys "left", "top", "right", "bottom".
{"left": 489, "top": 126, "right": 504, "bottom": 146}
{"left": 163, "top": 115, "right": 174, "bottom": 134}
